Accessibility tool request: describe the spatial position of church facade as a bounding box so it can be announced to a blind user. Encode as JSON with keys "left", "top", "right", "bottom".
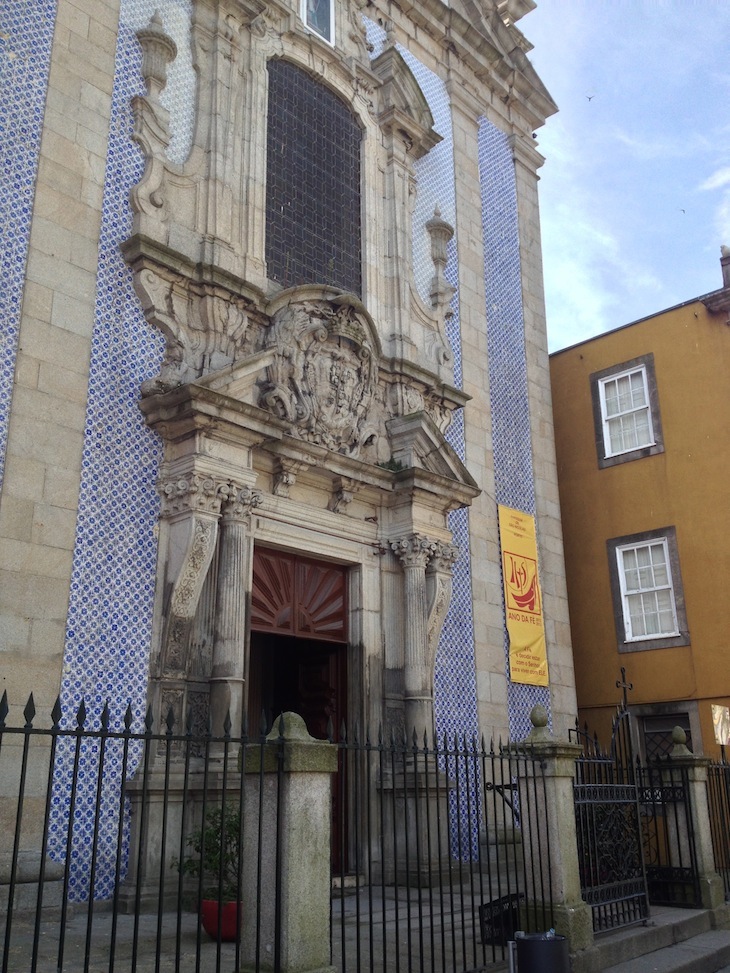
{"left": 0, "top": 0, "right": 576, "bottom": 771}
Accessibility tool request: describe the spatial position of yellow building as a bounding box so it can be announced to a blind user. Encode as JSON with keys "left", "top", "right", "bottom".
{"left": 550, "top": 252, "right": 730, "bottom": 759}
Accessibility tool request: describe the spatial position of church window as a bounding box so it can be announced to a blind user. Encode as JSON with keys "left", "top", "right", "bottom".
{"left": 301, "top": 0, "right": 334, "bottom": 44}
{"left": 265, "top": 59, "right": 362, "bottom": 296}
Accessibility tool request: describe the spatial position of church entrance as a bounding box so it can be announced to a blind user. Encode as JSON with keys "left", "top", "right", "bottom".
{"left": 247, "top": 631, "right": 347, "bottom": 739}
{"left": 248, "top": 547, "right": 350, "bottom": 869}
{"left": 247, "top": 547, "right": 349, "bottom": 739}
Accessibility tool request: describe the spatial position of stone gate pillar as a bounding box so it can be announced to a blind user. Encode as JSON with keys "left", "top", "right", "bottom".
{"left": 509, "top": 705, "right": 593, "bottom": 952}
{"left": 240, "top": 713, "right": 338, "bottom": 973}
{"left": 661, "top": 727, "right": 725, "bottom": 909}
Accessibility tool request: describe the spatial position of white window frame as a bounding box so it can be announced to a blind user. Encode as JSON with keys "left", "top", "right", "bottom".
{"left": 300, "top": 0, "right": 335, "bottom": 45}
{"left": 616, "top": 537, "right": 679, "bottom": 642}
{"left": 598, "top": 364, "right": 655, "bottom": 459}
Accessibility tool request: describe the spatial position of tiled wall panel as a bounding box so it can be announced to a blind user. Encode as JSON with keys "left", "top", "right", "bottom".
{"left": 50, "top": 0, "right": 193, "bottom": 899}
{"left": 478, "top": 119, "right": 551, "bottom": 740}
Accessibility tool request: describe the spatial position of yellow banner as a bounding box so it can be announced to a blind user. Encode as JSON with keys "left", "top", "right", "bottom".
{"left": 498, "top": 505, "right": 549, "bottom": 687}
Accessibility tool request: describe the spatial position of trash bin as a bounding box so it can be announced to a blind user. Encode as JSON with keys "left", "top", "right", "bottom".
{"left": 515, "top": 932, "right": 569, "bottom": 973}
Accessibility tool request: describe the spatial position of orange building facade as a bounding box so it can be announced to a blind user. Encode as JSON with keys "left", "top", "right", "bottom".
{"left": 550, "top": 254, "right": 730, "bottom": 759}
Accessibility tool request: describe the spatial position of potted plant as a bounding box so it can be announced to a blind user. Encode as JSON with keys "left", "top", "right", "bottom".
{"left": 176, "top": 802, "right": 242, "bottom": 941}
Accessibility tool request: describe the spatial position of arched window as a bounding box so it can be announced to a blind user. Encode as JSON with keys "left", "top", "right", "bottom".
{"left": 265, "top": 59, "right": 362, "bottom": 296}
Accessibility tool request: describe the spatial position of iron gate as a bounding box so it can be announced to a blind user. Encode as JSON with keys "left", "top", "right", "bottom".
{"left": 573, "top": 705, "right": 703, "bottom": 933}
{"left": 573, "top": 706, "right": 649, "bottom": 934}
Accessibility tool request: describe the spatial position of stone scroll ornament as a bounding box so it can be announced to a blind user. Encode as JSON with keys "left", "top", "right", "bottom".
{"left": 259, "top": 300, "right": 380, "bottom": 457}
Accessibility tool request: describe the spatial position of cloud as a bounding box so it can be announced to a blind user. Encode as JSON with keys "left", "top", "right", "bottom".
{"left": 699, "top": 167, "right": 730, "bottom": 192}
{"left": 611, "top": 127, "right": 712, "bottom": 162}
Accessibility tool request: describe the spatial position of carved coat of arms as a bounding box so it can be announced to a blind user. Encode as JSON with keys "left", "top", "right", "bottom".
{"left": 259, "top": 300, "right": 380, "bottom": 457}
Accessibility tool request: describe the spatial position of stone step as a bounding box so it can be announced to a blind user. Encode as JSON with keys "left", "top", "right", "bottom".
{"left": 600, "top": 929, "right": 730, "bottom": 973}
{"left": 572, "top": 905, "right": 730, "bottom": 973}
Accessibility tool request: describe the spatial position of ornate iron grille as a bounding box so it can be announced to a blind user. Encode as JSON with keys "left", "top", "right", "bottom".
{"left": 265, "top": 58, "right": 362, "bottom": 295}
{"left": 572, "top": 708, "right": 649, "bottom": 933}
{"left": 638, "top": 761, "right": 701, "bottom": 908}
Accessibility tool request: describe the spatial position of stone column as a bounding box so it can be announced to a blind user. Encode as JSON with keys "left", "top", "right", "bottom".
{"left": 210, "top": 484, "right": 262, "bottom": 739}
{"left": 660, "top": 727, "right": 725, "bottom": 909}
{"left": 240, "top": 714, "right": 338, "bottom": 973}
{"left": 509, "top": 706, "right": 593, "bottom": 952}
{"left": 390, "top": 534, "right": 437, "bottom": 735}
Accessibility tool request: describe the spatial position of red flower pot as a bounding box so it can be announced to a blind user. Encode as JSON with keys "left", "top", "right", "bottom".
{"left": 200, "top": 899, "right": 241, "bottom": 941}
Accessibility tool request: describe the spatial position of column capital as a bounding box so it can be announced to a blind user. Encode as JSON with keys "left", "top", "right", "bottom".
{"left": 427, "top": 541, "right": 459, "bottom": 573}
{"left": 390, "top": 533, "right": 438, "bottom": 569}
{"left": 157, "top": 472, "right": 230, "bottom": 517}
{"left": 220, "top": 482, "right": 263, "bottom": 523}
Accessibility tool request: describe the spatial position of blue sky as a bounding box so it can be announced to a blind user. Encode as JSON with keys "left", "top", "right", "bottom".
{"left": 523, "top": 1, "right": 730, "bottom": 350}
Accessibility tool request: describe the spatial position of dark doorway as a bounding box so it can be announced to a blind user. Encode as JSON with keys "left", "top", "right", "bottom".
{"left": 248, "top": 547, "right": 351, "bottom": 870}
{"left": 247, "top": 631, "right": 347, "bottom": 740}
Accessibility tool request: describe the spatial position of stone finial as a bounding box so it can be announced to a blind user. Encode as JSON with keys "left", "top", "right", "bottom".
{"left": 426, "top": 207, "right": 455, "bottom": 309}
{"left": 136, "top": 12, "right": 177, "bottom": 101}
{"left": 671, "top": 725, "right": 692, "bottom": 757}
{"left": 721, "top": 245, "right": 730, "bottom": 289}
{"left": 526, "top": 703, "right": 551, "bottom": 742}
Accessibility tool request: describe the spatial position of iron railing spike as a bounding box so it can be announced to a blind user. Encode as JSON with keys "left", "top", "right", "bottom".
{"left": 278, "top": 712, "right": 286, "bottom": 738}
{"left": 144, "top": 704, "right": 154, "bottom": 732}
{"left": 412, "top": 726, "right": 419, "bottom": 748}
{"left": 123, "top": 703, "right": 133, "bottom": 731}
{"left": 339, "top": 718, "right": 347, "bottom": 743}
{"left": 100, "top": 701, "right": 110, "bottom": 731}
{"left": 352, "top": 722, "right": 360, "bottom": 745}
{"left": 165, "top": 705, "right": 175, "bottom": 733}
{"left": 76, "top": 698, "right": 86, "bottom": 729}
{"left": 259, "top": 709, "right": 268, "bottom": 738}
{"left": 185, "top": 707, "right": 194, "bottom": 734}
{"left": 51, "top": 695, "right": 62, "bottom": 729}
{"left": 22, "top": 692, "right": 36, "bottom": 728}
{"left": 223, "top": 709, "right": 232, "bottom": 737}
{"left": 0, "top": 690, "right": 8, "bottom": 728}
{"left": 326, "top": 715, "right": 334, "bottom": 743}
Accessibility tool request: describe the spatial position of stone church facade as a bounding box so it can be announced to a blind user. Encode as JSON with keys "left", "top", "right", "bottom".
{"left": 0, "top": 0, "right": 576, "bottom": 772}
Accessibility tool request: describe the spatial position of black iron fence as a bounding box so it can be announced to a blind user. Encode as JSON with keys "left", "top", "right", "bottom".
{"left": 572, "top": 719, "right": 649, "bottom": 934}
{"left": 638, "top": 761, "right": 700, "bottom": 909}
{"left": 0, "top": 693, "right": 554, "bottom": 973}
{"left": 708, "top": 758, "right": 730, "bottom": 901}
{"left": 572, "top": 709, "right": 704, "bottom": 936}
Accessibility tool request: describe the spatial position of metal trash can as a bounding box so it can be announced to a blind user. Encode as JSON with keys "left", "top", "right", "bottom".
{"left": 515, "top": 932, "right": 569, "bottom": 973}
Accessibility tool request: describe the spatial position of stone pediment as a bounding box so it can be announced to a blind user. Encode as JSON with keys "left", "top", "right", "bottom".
{"left": 387, "top": 412, "right": 478, "bottom": 490}
{"left": 446, "top": 0, "right": 557, "bottom": 124}
{"left": 371, "top": 45, "right": 442, "bottom": 159}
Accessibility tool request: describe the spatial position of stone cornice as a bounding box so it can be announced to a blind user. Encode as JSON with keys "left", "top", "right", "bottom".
{"left": 378, "top": 0, "right": 556, "bottom": 130}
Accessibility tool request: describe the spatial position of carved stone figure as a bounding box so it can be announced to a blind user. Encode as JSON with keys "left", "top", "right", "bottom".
{"left": 259, "top": 299, "right": 381, "bottom": 457}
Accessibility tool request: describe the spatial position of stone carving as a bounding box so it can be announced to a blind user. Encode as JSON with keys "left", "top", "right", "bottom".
{"left": 219, "top": 483, "right": 263, "bottom": 522}
{"left": 161, "top": 516, "right": 219, "bottom": 675}
{"left": 272, "top": 459, "right": 308, "bottom": 497}
{"left": 426, "top": 542, "right": 459, "bottom": 650}
{"left": 158, "top": 473, "right": 231, "bottom": 517}
{"left": 426, "top": 207, "right": 455, "bottom": 311}
{"left": 135, "top": 268, "right": 255, "bottom": 395}
{"left": 390, "top": 533, "right": 438, "bottom": 569}
{"left": 259, "top": 300, "right": 380, "bottom": 457}
{"left": 130, "top": 14, "right": 177, "bottom": 220}
{"left": 328, "top": 476, "right": 359, "bottom": 514}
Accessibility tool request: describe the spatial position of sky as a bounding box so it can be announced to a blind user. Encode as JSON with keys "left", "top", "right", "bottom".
{"left": 522, "top": 0, "right": 730, "bottom": 351}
